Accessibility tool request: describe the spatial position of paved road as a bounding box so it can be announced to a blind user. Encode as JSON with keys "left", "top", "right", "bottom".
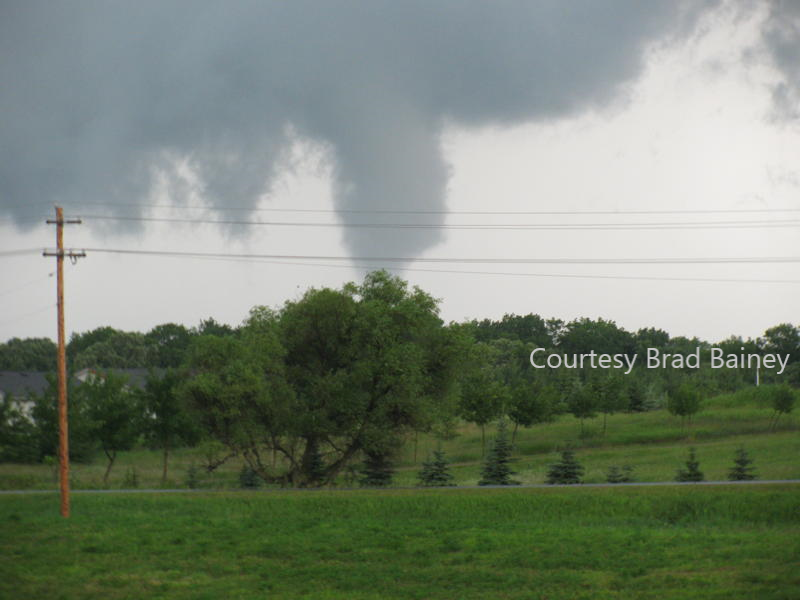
{"left": 2, "top": 479, "right": 799, "bottom": 495}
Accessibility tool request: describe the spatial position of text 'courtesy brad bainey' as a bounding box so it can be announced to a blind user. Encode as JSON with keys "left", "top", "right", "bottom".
{"left": 529, "top": 347, "right": 790, "bottom": 375}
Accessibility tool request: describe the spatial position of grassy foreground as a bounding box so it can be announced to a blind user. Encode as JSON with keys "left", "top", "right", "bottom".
{"left": 2, "top": 485, "right": 799, "bottom": 599}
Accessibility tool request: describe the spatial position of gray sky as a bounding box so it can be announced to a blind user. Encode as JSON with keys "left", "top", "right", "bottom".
{"left": 1, "top": 0, "right": 798, "bottom": 344}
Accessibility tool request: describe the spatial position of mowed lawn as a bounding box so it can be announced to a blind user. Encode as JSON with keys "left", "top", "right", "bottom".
{"left": 2, "top": 485, "right": 799, "bottom": 599}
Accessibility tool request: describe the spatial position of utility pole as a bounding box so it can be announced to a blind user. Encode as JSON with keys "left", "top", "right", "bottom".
{"left": 43, "top": 207, "right": 85, "bottom": 518}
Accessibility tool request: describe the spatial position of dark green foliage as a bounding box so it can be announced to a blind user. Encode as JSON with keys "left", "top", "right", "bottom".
{"left": 196, "top": 318, "right": 236, "bottom": 338}
{"left": 301, "top": 438, "right": 327, "bottom": 487}
{"left": 728, "top": 447, "right": 756, "bottom": 481}
{"left": 141, "top": 369, "right": 201, "bottom": 483}
{"left": 78, "top": 371, "right": 143, "bottom": 482}
{"left": 546, "top": 448, "right": 584, "bottom": 484}
{"left": 769, "top": 384, "right": 796, "bottom": 430}
{"left": 762, "top": 323, "right": 800, "bottom": 365}
{"left": 559, "top": 317, "right": 636, "bottom": 358}
{"left": 567, "top": 383, "right": 596, "bottom": 437}
{"left": 478, "top": 421, "right": 519, "bottom": 486}
{"left": 185, "top": 464, "right": 201, "bottom": 489}
{"left": 145, "top": 323, "right": 192, "bottom": 368}
{"left": 625, "top": 375, "right": 649, "bottom": 412}
{"left": 30, "top": 375, "right": 96, "bottom": 463}
{"left": 180, "top": 271, "right": 464, "bottom": 487}
{"left": 359, "top": 450, "right": 394, "bottom": 487}
{"left": 508, "top": 381, "right": 558, "bottom": 442}
{"left": 418, "top": 450, "right": 455, "bottom": 487}
{"left": 606, "top": 465, "right": 634, "bottom": 484}
{"left": 457, "top": 341, "right": 508, "bottom": 456}
{"left": 591, "top": 372, "right": 626, "bottom": 434}
{"left": 71, "top": 329, "right": 154, "bottom": 369}
{"left": 122, "top": 467, "right": 139, "bottom": 489}
{"left": 239, "top": 465, "right": 262, "bottom": 489}
{"left": 667, "top": 382, "right": 701, "bottom": 427}
{"left": 676, "top": 447, "right": 704, "bottom": 482}
{"left": 0, "top": 337, "right": 57, "bottom": 371}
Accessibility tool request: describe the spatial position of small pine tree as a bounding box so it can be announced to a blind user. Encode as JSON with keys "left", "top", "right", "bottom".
{"left": 359, "top": 450, "right": 394, "bottom": 487}
{"left": 675, "top": 447, "right": 704, "bottom": 482}
{"left": 606, "top": 465, "right": 634, "bottom": 484}
{"left": 303, "top": 439, "right": 327, "bottom": 486}
{"left": 239, "top": 465, "right": 262, "bottom": 489}
{"left": 478, "top": 421, "right": 520, "bottom": 486}
{"left": 546, "top": 448, "right": 584, "bottom": 484}
{"left": 185, "top": 463, "right": 200, "bottom": 489}
{"left": 122, "top": 467, "right": 139, "bottom": 489}
{"left": 728, "top": 447, "right": 757, "bottom": 481}
{"left": 418, "top": 450, "right": 455, "bottom": 487}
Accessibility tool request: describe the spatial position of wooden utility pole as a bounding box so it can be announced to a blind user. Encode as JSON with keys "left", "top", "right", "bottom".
{"left": 43, "top": 207, "right": 84, "bottom": 518}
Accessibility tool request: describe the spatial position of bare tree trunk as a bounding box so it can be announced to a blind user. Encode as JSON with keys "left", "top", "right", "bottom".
{"left": 103, "top": 450, "right": 116, "bottom": 484}
{"left": 161, "top": 439, "right": 169, "bottom": 484}
{"left": 511, "top": 422, "right": 519, "bottom": 446}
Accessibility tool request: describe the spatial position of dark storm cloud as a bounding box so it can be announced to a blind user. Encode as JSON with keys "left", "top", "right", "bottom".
{"left": 0, "top": 1, "right": 713, "bottom": 258}
{"left": 762, "top": 1, "right": 800, "bottom": 122}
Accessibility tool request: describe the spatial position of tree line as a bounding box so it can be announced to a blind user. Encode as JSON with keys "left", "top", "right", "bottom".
{"left": 0, "top": 271, "right": 798, "bottom": 486}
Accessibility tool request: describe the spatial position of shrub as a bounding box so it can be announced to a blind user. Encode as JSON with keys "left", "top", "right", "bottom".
{"left": 122, "top": 467, "right": 139, "bottom": 489}
{"left": 606, "top": 465, "right": 634, "bottom": 484}
{"left": 676, "top": 447, "right": 704, "bottom": 482}
{"left": 546, "top": 448, "right": 584, "bottom": 485}
{"left": 478, "top": 421, "right": 519, "bottom": 486}
{"left": 359, "top": 450, "right": 394, "bottom": 487}
{"left": 239, "top": 465, "right": 262, "bottom": 489}
{"left": 418, "top": 450, "right": 455, "bottom": 487}
{"left": 728, "top": 447, "right": 757, "bottom": 481}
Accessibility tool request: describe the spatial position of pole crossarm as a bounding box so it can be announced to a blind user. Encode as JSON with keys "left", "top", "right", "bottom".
{"left": 42, "top": 250, "right": 87, "bottom": 258}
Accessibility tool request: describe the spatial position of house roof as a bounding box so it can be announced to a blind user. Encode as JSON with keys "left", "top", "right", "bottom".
{"left": 0, "top": 368, "right": 165, "bottom": 398}
{"left": 0, "top": 371, "right": 50, "bottom": 398}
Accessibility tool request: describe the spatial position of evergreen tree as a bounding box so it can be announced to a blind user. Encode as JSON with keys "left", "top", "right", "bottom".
{"left": 359, "top": 450, "right": 394, "bottom": 487}
{"left": 606, "top": 465, "right": 634, "bottom": 484}
{"left": 418, "top": 450, "right": 455, "bottom": 487}
{"left": 675, "top": 447, "right": 704, "bottom": 482}
{"left": 546, "top": 448, "right": 584, "bottom": 484}
{"left": 239, "top": 465, "right": 262, "bottom": 489}
{"left": 728, "top": 447, "right": 757, "bottom": 481}
{"left": 478, "top": 421, "right": 520, "bottom": 486}
{"left": 302, "top": 438, "right": 327, "bottom": 486}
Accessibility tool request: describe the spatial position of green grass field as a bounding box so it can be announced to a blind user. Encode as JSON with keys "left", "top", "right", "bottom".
{"left": 2, "top": 485, "right": 799, "bottom": 599}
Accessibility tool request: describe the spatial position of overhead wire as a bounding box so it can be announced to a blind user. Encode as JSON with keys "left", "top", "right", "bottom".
{"left": 155, "top": 255, "right": 800, "bottom": 285}
{"left": 49, "top": 200, "right": 800, "bottom": 215}
{"left": 0, "top": 272, "right": 54, "bottom": 300}
{"left": 75, "top": 247, "right": 800, "bottom": 265}
{"left": 75, "top": 214, "right": 800, "bottom": 230}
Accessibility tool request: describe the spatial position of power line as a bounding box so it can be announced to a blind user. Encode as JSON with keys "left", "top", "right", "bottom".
{"left": 0, "top": 303, "right": 56, "bottom": 327}
{"left": 77, "top": 247, "right": 800, "bottom": 265}
{"left": 55, "top": 200, "right": 800, "bottom": 216}
{"left": 0, "top": 248, "right": 40, "bottom": 257}
{"left": 78, "top": 214, "right": 800, "bottom": 230}
{"left": 178, "top": 256, "right": 800, "bottom": 285}
{"left": 0, "top": 272, "right": 54, "bottom": 300}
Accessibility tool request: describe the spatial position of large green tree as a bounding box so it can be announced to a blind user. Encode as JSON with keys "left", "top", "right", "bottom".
{"left": 77, "top": 371, "right": 143, "bottom": 483}
{"left": 141, "top": 369, "right": 201, "bottom": 483}
{"left": 457, "top": 342, "right": 508, "bottom": 456}
{"left": 181, "top": 271, "right": 462, "bottom": 487}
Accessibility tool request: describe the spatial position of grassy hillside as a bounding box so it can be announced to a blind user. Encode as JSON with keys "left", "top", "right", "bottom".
{"left": 0, "top": 395, "right": 797, "bottom": 490}
{"left": 2, "top": 485, "right": 798, "bottom": 599}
